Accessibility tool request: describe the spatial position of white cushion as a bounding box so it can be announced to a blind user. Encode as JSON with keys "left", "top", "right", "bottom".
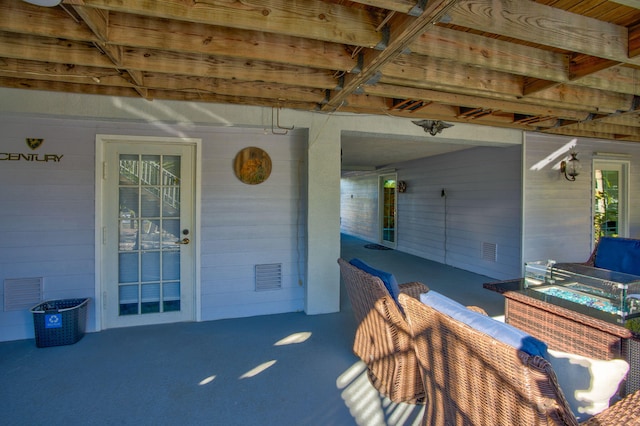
{"left": 420, "top": 291, "right": 548, "bottom": 357}
{"left": 547, "top": 349, "right": 629, "bottom": 421}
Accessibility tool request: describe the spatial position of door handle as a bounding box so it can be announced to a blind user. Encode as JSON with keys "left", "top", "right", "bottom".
{"left": 175, "top": 238, "right": 190, "bottom": 245}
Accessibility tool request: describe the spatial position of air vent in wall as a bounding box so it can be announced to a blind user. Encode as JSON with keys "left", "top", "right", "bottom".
{"left": 255, "top": 263, "right": 282, "bottom": 291}
{"left": 4, "top": 277, "right": 43, "bottom": 311}
{"left": 482, "top": 242, "right": 497, "bottom": 262}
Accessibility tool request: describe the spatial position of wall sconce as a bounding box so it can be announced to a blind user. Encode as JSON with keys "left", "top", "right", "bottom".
{"left": 560, "top": 151, "right": 581, "bottom": 181}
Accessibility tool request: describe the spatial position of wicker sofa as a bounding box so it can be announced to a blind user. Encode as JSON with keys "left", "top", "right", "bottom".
{"left": 399, "top": 293, "right": 640, "bottom": 425}
{"left": 337, "top": 257, "right": 428, "bottom": 404}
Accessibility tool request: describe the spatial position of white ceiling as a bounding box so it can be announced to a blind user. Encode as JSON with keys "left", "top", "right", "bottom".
{"left": 340, "top": 130, "right": 476, "bottom": 172}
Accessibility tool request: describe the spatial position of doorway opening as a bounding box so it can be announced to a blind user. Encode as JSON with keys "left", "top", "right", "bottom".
{"left": 96, "top": 135, "right": 200, "bottom": 330}
{"left": 593, "top": 159, "right": 629, "bottom": 245}
{"left": 380, "top": 174, "right": 397, "bottom": 248}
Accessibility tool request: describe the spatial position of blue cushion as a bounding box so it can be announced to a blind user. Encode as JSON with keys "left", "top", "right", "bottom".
{"left": 349, "top": 258, "right": 401, "bottom": 305}
{"left": 595, "top": 237, "right": 640, "bottom": 276}
{"left": 421, "top": 291, "right": 548, "bottom": 358}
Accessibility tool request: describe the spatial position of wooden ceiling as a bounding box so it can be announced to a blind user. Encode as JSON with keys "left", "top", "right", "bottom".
{"left": 3, "top": 0, "right": 640, "bottom": 142}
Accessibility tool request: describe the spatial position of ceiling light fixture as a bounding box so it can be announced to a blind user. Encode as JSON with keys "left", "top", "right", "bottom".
{"left": 22, "top": 0, "right": 61, "bottom": 6}
{"left": 412, "top": 120, "right": 454, "bottom": 136}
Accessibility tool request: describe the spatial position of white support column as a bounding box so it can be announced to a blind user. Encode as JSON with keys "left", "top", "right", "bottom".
{"left": 305, "top": 115, "right": 341, "bottom": 314}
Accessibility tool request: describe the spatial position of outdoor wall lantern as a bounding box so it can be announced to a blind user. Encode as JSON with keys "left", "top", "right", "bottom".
{"left": 560, "top": 151, "right": 581, "bottom": 181}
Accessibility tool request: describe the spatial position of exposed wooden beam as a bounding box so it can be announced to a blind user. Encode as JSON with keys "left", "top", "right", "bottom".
{"left": 4, "top": 0, "right": 634, "bottom": 97}
{"left": 0, "top": 0, "right": 95, "bottom": 41}
{"left": 323, "top": 0, "right": 460, "bottom": 111}
{"left": 568, "top": 54, "right": 621, "bottom": 80}
{"left": 448, "top": 0, "right": 636, "bottom": 66}
{"left": 0, "top": 31, "right": 114, "bottom": 68}
{"left": 0, "top": 0, "right": 636, "bottom": 142}
{"left": 0, "top": 58, "right": 128, "bottom": 86}
{"left": 381, "top": 54, "right": 633, "bottom": 113}
{"left": 364, "top": 82, "right": 591, "bottom": 122}
{"left": 71, "top": 4, "right": 153, "bottom": 98}
{"left": 410, "top": 25, "right": 570, "bottom": 82}
{"left": 0, "top": 33, "right": 338, "bottom": 90}
{"left": 145, "top": 74, "right": 327, "bottom": 104}
{"left": 107, "top": 12, "right": 356, "bottom": 72}
{"left": 119, "top": 48, "right": 338, "bottom": 89}
{"left": 67, "top": 0, "right": 384, "bottom": 48}
{"left": 629, "top": 22, "right": 640, "bottom": 57}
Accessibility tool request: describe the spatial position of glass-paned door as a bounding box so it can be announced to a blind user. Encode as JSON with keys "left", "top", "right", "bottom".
{"left": 593, "top": 160, "right": 629, "bottom": 244}
{"left": 380, "top": 175, "right": 397, "bottom": 247}
{"left": 103, "top": 139, "right": 195, "bottom": 329}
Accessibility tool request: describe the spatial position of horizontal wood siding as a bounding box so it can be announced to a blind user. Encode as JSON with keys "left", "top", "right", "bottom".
{"left": 0, "top": 115, "right": 306, "bottom": 341}
{"left": 0, "top": 117, "right": 96, "bottom": 341}
{"left": 523, "top": 132, "right": 640, "bottom": 266}
{"left": 339, "top": 174, "right": 378, "bottom": 242}
{"left": 396, "top": 146, "right": 522, "bottom": 280}
{"left": 199, "top": 128, "right": 306, "bottom": 321}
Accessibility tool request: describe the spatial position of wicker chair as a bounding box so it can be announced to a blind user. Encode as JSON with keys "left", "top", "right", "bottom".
{"left": 338, "top": 258, "right": 428, "bottom": 404}
{"left": 399, "top": 293, "right": 640, "bottom": 426}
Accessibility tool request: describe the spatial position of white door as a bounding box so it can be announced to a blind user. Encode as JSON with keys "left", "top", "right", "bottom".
{"left": 100, "top": 136, "right": 197, "bottom": 329}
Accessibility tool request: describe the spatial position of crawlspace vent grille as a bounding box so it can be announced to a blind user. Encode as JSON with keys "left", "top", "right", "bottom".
{"left": 4, "top": 277, "right": 42, "bottom": 311}
{"left": 481, "top": 242, "right": 497, "bottom": 262}
{"left": 255, "top": 263, "right": 282, "bottom": 291}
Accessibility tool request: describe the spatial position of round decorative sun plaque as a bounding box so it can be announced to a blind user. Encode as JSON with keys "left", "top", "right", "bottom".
{"left": 233, "top": 147, "right": 272, "bottom": 185}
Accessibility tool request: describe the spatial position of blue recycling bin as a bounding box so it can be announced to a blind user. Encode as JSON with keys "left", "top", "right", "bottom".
{"left": 30, "top": 298, "right": 89, "bottom": 348}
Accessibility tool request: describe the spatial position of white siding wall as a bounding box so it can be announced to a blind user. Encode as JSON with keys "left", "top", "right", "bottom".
{"left": 0, "top": 115, "right": 306, "bottom": 341}
{"left": 341, "top": 145, "right": 523, "bottom": 280}
{"left": 523, "top": 132, "right": 640, "bottom": 264}
{"left": 340, "top": 174, "right": 378, "bottom": 241}
{"left": 0, "top": 117, "right": 96, "bottom": 341}
{"left": 199, "top": 127, "right": 307, "bottom": 320}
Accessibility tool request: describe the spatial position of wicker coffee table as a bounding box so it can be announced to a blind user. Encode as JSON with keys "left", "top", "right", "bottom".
{"left": 484, "top": 278, "right": 640, "bottom": 396}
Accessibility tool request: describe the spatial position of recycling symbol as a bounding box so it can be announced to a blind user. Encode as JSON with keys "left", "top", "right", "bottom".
{"left": 45, "top": 314, "right": 62, "bottom": 329}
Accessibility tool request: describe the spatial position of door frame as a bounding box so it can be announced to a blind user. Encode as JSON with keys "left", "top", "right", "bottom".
{"left": 94, "top": 134, "right": 202, "bottom": 331}
{"left": 592, "top": 158, "right": 630, "bottom": 244}
{"left": 378, "top": 173, "right": 398, "bottom": 248}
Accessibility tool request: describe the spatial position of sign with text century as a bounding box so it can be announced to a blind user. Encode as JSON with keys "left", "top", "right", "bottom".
{"left": 0, "top": 138, "right": 63, "bottom": 162}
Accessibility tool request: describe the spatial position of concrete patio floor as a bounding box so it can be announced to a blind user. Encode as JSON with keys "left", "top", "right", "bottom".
{"left": 0, "top": 234, "right": 505, "bottom": 426}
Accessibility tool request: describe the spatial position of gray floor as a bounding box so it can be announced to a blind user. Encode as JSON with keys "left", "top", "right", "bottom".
{"left": 0, "top": 234, "right": 505, "bottom": 426}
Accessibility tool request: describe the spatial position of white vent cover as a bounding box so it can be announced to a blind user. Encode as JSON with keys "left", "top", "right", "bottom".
{"left": 482, "top": 242, "right": 497, "bottom": 262}
{"left": 4, "top": 277, "right": 43, "bottom": 311}
{"left": 255, "top": 263, "right": 282, "bottom": 291}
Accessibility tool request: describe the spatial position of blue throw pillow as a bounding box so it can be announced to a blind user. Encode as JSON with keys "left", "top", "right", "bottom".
{"left": 421, "top": 291, "right": 548, "bottom": 358}
{"left": 349, "top": 258, "right": 401, "bottom": 305}
{"left": 595, "top": 237, "right": 640, "bottom": 276}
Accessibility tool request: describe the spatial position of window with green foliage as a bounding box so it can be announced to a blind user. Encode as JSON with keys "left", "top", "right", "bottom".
{"left": 593, "top": 160, "right": 628, "bottom": 245}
